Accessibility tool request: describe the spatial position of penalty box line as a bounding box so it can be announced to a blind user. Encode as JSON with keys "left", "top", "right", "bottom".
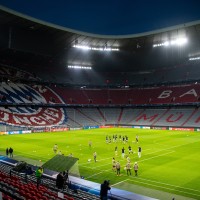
{"left": 83, "top": 150, "right": 175, "bottom": 170}
{"left": 81, "top": 140, "right": 189, "bottom": 169}
{"left": 80, "top": 146, "right": 172, "bottom": 168}
{"left": 81, "top": 139, "right": 197, "bottom": 170}
{"left": 85, "top": 151, "right": 174, "bottom": 179}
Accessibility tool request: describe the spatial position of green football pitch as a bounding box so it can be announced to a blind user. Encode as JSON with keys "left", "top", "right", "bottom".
{"left": 0, "top": 128, "right": 200, "bottom": 200}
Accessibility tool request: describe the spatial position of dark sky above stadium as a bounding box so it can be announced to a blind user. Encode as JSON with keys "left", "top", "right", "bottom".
{"left": 0, "top": 0, "right": 200, "bottom": 35}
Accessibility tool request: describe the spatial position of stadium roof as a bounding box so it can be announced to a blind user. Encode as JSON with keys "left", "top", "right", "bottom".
{"left": 1, "top": 0, "right": 200, "bottom": 36}
{"left": 0, "top": 2, "right": 200, "bottom": 76}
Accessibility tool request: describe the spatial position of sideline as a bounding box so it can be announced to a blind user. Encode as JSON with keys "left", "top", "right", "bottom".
{"left": 131, "top": 176, "right": 200, "bottom": 193}
{"left": 128, "top": 178, "right": 200, "bottom": 197}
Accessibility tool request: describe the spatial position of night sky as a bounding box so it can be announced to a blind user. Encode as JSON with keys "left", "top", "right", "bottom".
{"left": 0, "top": 0, "right": 200, "bottom": 35}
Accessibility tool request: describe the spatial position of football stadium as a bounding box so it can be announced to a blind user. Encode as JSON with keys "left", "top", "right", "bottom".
{"left": 0, "top": 1, "right": 200, "bottom": 200}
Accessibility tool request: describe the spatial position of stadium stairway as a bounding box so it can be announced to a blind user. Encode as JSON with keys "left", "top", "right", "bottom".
{"left": 0, "top": 156, "right": 158, "bottom": 200}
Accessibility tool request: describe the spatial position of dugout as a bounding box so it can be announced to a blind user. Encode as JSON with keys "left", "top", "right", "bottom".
{"left": 42, "top": 155, "right": 79, "bottom": 177}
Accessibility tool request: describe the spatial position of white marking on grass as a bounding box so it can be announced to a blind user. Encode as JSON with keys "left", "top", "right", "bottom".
{"left": 81, "top": 165, "right": 93, "bottom": 169}
{"left": 142, "top": 148, "right": 151, "bottom": 152}
{"left": 128, "top": 178, "right": 200, "bottom": 197}
{"left": 14, "top": 152, "right": 48, "bottom": 160}
{"left": 111, "top": 179, "right": 129, "bottom": 187}
{"left": 139, "top": 151, "right": 175, "bottom": 162}
{"left": 144, "top": 149, "right": 173, "bottom": 156}
{"left": 153, "top": 141, "right": 169, "bottom": 147}
{"left": 160, "top": 140, "right": 199, "bottom": 151}
{"left": 84, "top": 150, "right": 175, "bottom": 170}
{"left": 132, "top": 177, "right": 200, "bottom": 193}
{"left": 85, "top": 151, "right": 175, "bottom": 179}
{"left": 86, "top": 170, "right": 106, "bottom": 179}
{"left": 143, "top": 139, "right": 200, "bottom": 158}
{"left": 80, "top": 147, "right": 158, "bottom": 167}
{"left": 79, "top": 156, "right": 114, "bottom": 166}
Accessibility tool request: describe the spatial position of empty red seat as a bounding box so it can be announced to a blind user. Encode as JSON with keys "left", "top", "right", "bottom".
{"left": 42, "top": 196, "right": 49, "bottom": 200}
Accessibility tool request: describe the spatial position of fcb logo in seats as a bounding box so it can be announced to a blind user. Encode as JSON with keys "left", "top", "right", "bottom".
{"left": 0, "top": 83, "right": 66, "bottom": 126}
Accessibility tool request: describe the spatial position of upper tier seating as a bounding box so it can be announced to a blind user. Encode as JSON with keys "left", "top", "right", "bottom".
{"left": 1, "top": 82, "right": 200, "bottom": 128}
{"left": 52, "top": 83, "right": 200, "bottom": 105}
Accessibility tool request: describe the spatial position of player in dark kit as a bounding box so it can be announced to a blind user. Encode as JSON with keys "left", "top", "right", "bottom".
{"left": 115, "top": 146, "right": 118, "bottom": 155}
{"left": 138, "top": 146, "right": 142, "bottom": 158}
{"left": 134, "top": 162, "right": 139, "bottom": 176}
{"left": 136, "top": 135, "right": 139, "bottom": 143}
{"left": 128, "top": 145, "right": 133, "bottom": 154}
{"left": 121, "top": 147, "right": 125, "bottom": 158}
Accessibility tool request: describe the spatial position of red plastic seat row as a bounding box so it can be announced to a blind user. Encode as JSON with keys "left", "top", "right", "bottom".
{"left": 2, "top": 192, "right": 13, "bottom": 200}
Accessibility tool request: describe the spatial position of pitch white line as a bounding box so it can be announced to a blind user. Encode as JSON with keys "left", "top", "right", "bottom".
{"left": 80, "top": 149, "right": 151, "bottom": 167}
{"left": 86, "top": 170, "right": 107, "bottom": 179}
{"left": 79, "top": 156, "right": 114, "bottom": 166}
{"left": 13, "top": 152, "right": 49, "bottom": 160}
{"left": 80, "top": 147, "right": 159, "bottom": 168}
{"left": 144, "top": 139, "right": 200, "bottom": 157}
{"left": 22, "top": 139, "right": 193, "bottom": 167}
{"left": 80, "top": 139, "right": 195, "bottom": 170}
{"left": 132, "top": 177, "right": 200, "bottom": 193}
{"left": 141, "top": 148, "right": 151, "bottom": 152}
{"left": 139, "top": 151, "right": 175, "bottom": 162}
{"left": 128, "top": 178, "right": 200, "bottom": 197}
{"left": 111, "top": 179, "right": 129, "bottom": 187}
{"left": 85, "top": 151, "right": 175, "bottom": 179}
{"left": 84, "top": 150, "right": 175, "bottom": 170}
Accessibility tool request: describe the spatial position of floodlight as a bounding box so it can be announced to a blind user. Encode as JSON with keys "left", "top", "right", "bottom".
{"left": 153, "top": 37, "right": 187, "bottom": 48}
{"left": 68, "top": 65, "right": 92, "bottom": 70}
{"left": 164, "top": 41, "right": 169, "bottom": 46}
{"left": 73, "top": 45, "right": 90, "bottom": 50}
{"left": 176, "top": 38, "right": 187, "bottom": 45}
{"left": 73, "top": 44, "right": 119, "bottom": 51}
{"left": 189, "top": 57, "right": 200, "bottom": 61}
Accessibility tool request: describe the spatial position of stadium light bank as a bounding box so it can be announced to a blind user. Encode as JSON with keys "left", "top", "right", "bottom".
{"left": 153, "top": 37, "right": 188, "bottom": 48}
{"left": 189, "top": 57, "right": 200, "bottom": 61}
{"left": 68, "top": 65, "right": 92, "bottom": 70}
{"left": 73, "top": 44, "right": 119, "bottom": 51}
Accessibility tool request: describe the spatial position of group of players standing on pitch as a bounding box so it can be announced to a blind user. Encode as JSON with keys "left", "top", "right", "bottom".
{"left": 106, "top": 134, "right": 130, "bottom": 144}
{"left": 111, "top": 134, "right": 141, "bottom": 176}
